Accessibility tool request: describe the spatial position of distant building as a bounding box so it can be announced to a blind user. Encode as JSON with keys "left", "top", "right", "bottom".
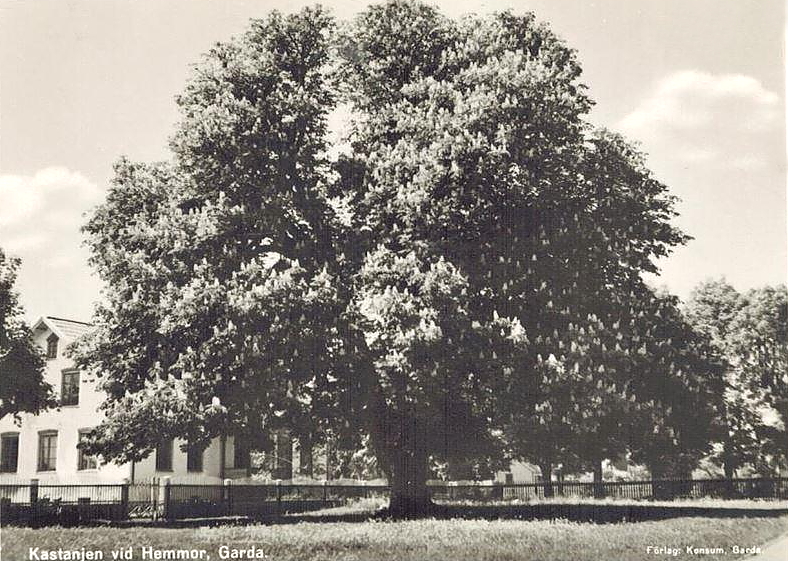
{"left": 495, "top": 462, "right": 542, "bottom": 484}
{"left": 0, "top": 317, "right": 249, "bottom": 484}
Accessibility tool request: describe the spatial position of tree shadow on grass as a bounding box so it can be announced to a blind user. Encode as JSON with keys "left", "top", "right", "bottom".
{"left": 91, "top": 502, "right": 788, "bottom": 529}
{"left": 277, "top": 502, "right": 788, "bottom": 525}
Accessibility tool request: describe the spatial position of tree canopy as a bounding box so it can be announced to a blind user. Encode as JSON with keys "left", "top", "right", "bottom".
{"left": 75, "top": 1, "right": 700, "bottom": 515}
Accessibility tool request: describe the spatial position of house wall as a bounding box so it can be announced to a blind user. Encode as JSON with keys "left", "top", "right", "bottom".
{"left": 0, "top": 324, "right": 129, "bottom": 483}
{"left": 132, "top": 437, "right": 226, "bottom": 484}
{"left": 0, "top": 319, "right": 231, "bottom": 484}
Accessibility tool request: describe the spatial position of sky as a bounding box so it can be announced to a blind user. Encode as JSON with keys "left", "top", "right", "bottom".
{"left": 1, "top": 0, "right": 786, "bottom": 323}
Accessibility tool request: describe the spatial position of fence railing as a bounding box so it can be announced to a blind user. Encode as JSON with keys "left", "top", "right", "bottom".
{"left": 1, "top": 477, "right": 786, "bottom": 526}
{"left": 489, "top": 477, "right": 788, "bottom": 502}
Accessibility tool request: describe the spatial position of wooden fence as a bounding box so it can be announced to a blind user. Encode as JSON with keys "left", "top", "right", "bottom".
{"left": 1, "top": 477, "right": 786, "bottom": 526}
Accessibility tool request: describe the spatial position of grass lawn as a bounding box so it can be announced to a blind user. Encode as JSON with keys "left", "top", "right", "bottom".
{"left": 4, "top": 515, "right": 788, "bottom": 561}
{"left": 288, "top": 497, "right": 788, "bottom": 517}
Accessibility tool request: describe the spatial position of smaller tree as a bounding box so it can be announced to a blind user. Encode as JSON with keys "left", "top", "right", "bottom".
{"left": 728, "top": 287, "right": 787, "bottom": 423}
{"left": 728, "top": 286, "right": 788, "bottom": 473}
{"left": 685, "top": 280, "right": 788, "bottom": 478}
{"left": 626, "top": 291, "right": 723, "bottom": 491}
{"left": 0, "top": 248, "right": 55, "bottom": 419}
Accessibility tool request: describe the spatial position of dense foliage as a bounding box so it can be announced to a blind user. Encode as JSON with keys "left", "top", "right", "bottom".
{"left": 0, "top": 247, "right": 53, "bottom": 419}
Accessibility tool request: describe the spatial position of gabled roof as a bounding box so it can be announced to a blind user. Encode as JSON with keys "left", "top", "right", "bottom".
{"left": 32, "top": 316, "right": 94, "bottom": 341}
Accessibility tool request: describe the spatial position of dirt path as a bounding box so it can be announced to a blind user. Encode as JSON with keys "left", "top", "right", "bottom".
{"left": 749, "top": 532, "right": 788, "bottom": 560}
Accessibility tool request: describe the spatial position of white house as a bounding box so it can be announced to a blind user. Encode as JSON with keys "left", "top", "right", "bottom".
{"left": 0, "top": 316, "right": 249, "bottom": 484}
{"left": 495, "top": 461, "right": 542, "bottom": 484}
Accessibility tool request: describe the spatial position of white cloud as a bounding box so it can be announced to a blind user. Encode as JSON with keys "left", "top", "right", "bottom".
{"left": 618, "top": 70, "right": 782, "bottom": 171}
{"left": 728, "top": 155, "right": 768, "bottom": 171}
{"left": 620, "top": 70, "right": 780, "bottom": 132}
{"left": 620, "top": 71, "right": 786, "bottom": 301}
{"left": 0, "top": 166, "right": 102, "bottom": 258}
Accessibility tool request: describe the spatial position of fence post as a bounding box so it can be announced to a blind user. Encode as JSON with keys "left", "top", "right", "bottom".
{"left": 323, "top": 480, "right": 328, "bottom": 504}
{"left": 275, "top": 480, "right": 282, "bottom": 517}
{"left": 223, "top": 479, "right": 232, "bottom": 516}
{"left": 29, "top": 478, "right": 39, "bottom": 504}
{"left": 492, "top": 481, "right": 503, "bottom": 501}
{"left": 77, "top": 497, "right": 91, "bottom": 524}
{"left": 120, "top": 478, "right": 130, "bottom": 520}
{"left": 161, "top": 476, "right": 172, "bottom": 521}
{"left": 593, "top": 479, "right": 605, "bottom": 499}
{"left": 151, "top": 478, "right": 159, "bottom": 521}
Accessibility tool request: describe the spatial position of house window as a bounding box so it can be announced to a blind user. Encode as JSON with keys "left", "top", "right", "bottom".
{"left": 37, "top": 431, "right": 58, "bottom": 471}
{"left": 233, "top": 439, "right": 249, "bottom": 469}
{"left": 61, "top": 370, "right": 80, "bottom": 406}
{"left": 155, "top": 439, "right": 173, "bottom": 471}
{"left": 77, "top": 431, "right": 98, "bottom": 471}
{"left": 46, "top": 334, "right": 59, "bottom": 359}
{"left": 187, "top": 444, "right": 203, "bottom": 473}
{"left": 0, "top": 433, "right": 19, "bottom": 473}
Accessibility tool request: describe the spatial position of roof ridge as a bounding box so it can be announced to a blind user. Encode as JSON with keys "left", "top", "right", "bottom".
{"left": 46, "top": 316, "right": 93, "bottom": 326}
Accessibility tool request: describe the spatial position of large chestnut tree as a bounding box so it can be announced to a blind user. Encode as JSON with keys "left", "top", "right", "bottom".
{"left": 74, "top": 1, "right": 693, "bottom": 516}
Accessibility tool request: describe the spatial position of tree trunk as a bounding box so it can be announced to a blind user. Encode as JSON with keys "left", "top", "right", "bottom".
{"left": 539, "top": 462, "right": 554, "bottom": 498}
{"left": 325, "top": 438, "right": 333, "bottom": 481}
{"left": 277, "top": 431, "right": 293, "bottom": 480}
{"left": 722, "top": 443, "right": 735, "bottom": 480}
{"left": 389, "top": 456, "right": 431, "bottom": 516}
{"left": 650, "top": 460, "right": 669, "bottom": 500}
{"left": 299, "top": 433, "right": 313, "bottom": 478}
{"left": 592, "top": 459, "right": 604, "bottom": 499}
{"left": 720, "top": 404, "right": 738, "bottom": 497}
{"left": 386, "top": 415, "right": 435, "bottom": 518}
{"left": 366, "top": 387, "right": 435, "bottom": 518}
{"left": 388, "top": 442, "right": 432, "bottom": 518}
{"left": 722, "top": 438, "right": 737, "bottom": 498}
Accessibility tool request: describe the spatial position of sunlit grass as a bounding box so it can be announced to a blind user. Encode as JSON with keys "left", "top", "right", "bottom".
{"left": 4, "top": 515, "right": 787, "bottom": 561}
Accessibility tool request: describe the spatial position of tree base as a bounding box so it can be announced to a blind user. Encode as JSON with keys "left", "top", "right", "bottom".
{"left": 384, "top": 495, "right": 443, "bottom": 519}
